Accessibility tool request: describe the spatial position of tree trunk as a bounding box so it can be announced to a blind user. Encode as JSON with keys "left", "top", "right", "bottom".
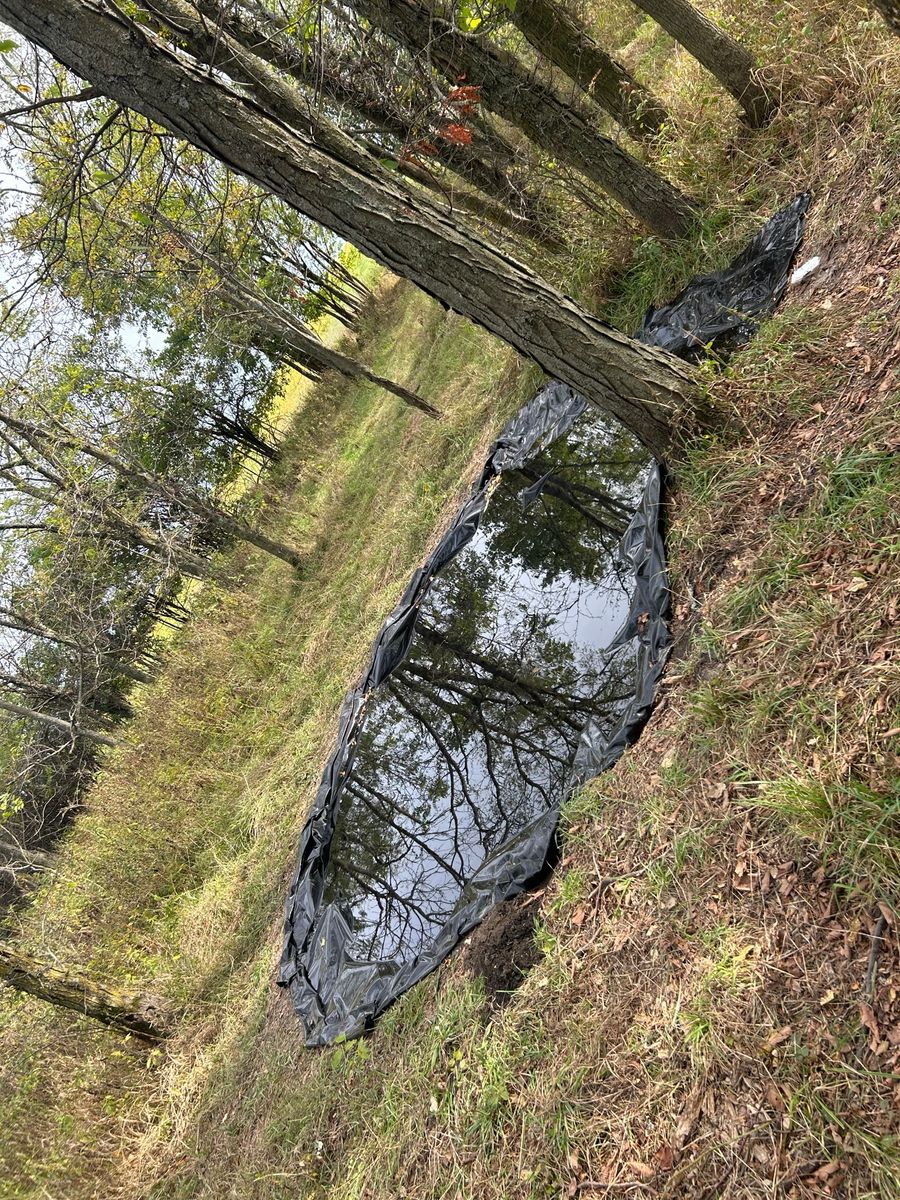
{"left": 0, "top": 696, "right": 119, "bottom": 747}
{"left": 219, "top": 274, "right": 443, "bottom": 418}
{"left": 507, "top": 0, "right": 670, "bottom": 139}
{"left": 631, "top": 0, "right": 775, "bottom": 127}
{"left": 437, "top": 139, "right": 562, "bottom": 247}
{"left": 385, "top": 146, "right": 557, "bottom": 247}
{"left": 10, "top": 412, "right": 308, "bottom": 571}
{"left": 157, "top": 0, "right": 691, "bottom": 238}
{"left": 871, "top": 0, "right": 900, "bottom": 33}
{"left": 204, "top": 407, "right": 280, "bottom": 462}
{"left": 154, "top": 207, "right": 441, "bottom": 418}
{"left": 0, "top": 943, "right": 169, "bottom": 1041}
{"left": 107, "top": 659, "right": 155, "bottom": 686}
{"left": 0, "top": 467, "right": 211, "bottom": 579}
{"left": 0, "top": 669, "right": 129, "bottom": 719}
{"left": 190, "top": 0, "right": 559, "bottom": 240}
{"left": 0, "top": 840, "right": 54, "bottom": 871}
{"left": 354, "top": 0, "right": 696, "bottom": 238}
{"left": 0, "top": 0, "right": 700, "bottom": 458}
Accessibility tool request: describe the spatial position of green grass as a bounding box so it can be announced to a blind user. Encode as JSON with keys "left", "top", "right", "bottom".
{"left": 0, "top": 275, "right": 537, "bottom": 1199}
{"left": 749, "top": 775, "right": 900, "bottom": 901}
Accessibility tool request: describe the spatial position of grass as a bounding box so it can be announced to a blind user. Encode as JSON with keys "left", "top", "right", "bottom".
{"left": 2, "top": 3, "right": 900, "bottom": 1199}
{"left": 0, "top": 274, "right": 537, "bottom": 1199}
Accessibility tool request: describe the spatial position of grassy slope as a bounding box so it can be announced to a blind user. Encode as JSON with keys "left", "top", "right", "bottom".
{"left": 1, "top": 4, "right": 899, "bottom": 1199}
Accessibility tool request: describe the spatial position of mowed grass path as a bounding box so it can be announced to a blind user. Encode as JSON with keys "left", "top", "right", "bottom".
{"left": 0, "top": 276, "right": 537, "bottom": 1200}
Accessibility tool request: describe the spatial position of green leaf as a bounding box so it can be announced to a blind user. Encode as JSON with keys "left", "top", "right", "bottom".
{"left": 458, "top": 1, "right": 482, "bottom": 31}
{"left": 0, "top": 38, "right": 18, "bottom": 54}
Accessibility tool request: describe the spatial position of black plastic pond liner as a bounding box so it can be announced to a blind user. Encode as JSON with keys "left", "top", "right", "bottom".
{"left": 278, "top": 195, "right": 809, "bottom": 1047}
{"left": 635, "top": 192, "right": 811, "bottom": 359}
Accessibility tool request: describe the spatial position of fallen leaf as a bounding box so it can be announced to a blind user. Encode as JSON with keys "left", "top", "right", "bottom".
{"left": 764, "top": 1025, "right": 793, "bottom": 1052}
{"left": 655, "top": 1144, "right": 675, "bottom": 1172}
{"left": 571, "top": 904, "right": 588, "bottom": 928}
{"left": 765, "top": 1081, "right": 786, "bottom": 1112}
{"left": 819, "top": 989, "right": 836, "bottom": 1006}
{"left": 674, "top": 1086, "right": 704, "bottom": 1147}
{"left": 626, "top": 1161, "right": 655, "bottom": 1181}
{"left": 859, "top": 1001, "right": 880, "bottom": 1049}
{"left": 813, "top": 1160, "right": 843, "bottom": 1182}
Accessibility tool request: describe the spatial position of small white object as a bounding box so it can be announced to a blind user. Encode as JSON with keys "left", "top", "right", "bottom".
{"left": 790, "top": 256, "right": 821, "bottom": 286}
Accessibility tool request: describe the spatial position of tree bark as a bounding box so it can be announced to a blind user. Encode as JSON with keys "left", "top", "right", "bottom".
{"left": 631, "top": 0, "right": 775, "bottom": 127}
{"left": 0, "top": 943, "right": 169, "bottom": 1041}
{"left": 0, "top": 696, "right": 118, "bottom": 747}
{"left": 189, "top": 0, "right": 555, "bottom": 239}
{"left": 354, "top": 0, "right": 696, "bottom": 237}
{"left": 871, "top": 0, "right": 900, "bottom": 33}
{"left": 0, "top": 840, "right": 54, "bottom": 871}
{"left": 158, "top": 0, "right": 689, "bottom": 237}
{"left": 0, "top": 0, "right": 700, "bottom": 457}
{"left": 507, "top": 0, "right": 670, "bottom": 139}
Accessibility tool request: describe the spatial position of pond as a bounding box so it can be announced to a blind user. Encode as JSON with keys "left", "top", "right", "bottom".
{"left": 279, "top": 194, "right": 809, "bottom": 1047}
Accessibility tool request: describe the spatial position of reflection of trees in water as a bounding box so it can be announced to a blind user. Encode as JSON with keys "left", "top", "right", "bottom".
{"left": 325, "top": 574, "right": 635, "bottom": 959}
{"left": 322, "top": 416, "right": 649, "bottom": 963}
{"left": 483, "top": 418, "right": 646, "bottom": 587}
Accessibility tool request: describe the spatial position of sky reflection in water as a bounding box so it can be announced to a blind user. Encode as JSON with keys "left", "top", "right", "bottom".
{"left": 321, "top": 410, "right": 648, "bottom": 966}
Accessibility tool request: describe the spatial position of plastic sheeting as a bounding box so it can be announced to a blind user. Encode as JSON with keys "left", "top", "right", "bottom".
{"left": 635, "top": 193, "right": 811, "bottom": 358}
{"left": 279, "top": 195, "right": 808, "bottom": 1047}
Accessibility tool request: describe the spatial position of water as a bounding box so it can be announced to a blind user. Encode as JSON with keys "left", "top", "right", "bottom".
{"left": 282, "top": 402, "right": 657, "bottom": 1045}
{"left": 280, "top": 194, "right": 810, "bottom": 1046}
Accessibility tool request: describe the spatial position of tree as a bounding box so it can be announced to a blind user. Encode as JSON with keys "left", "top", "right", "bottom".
{"left": 0, "top": 696, "right": 118, "bottom": 747}
{"left": 0, "top": 401, "right": 307, "bottom": 571}
{"left": 0, "top": 0, "right": 700, "bottom": 458}
{"left": 0, "top": 838, "right": 53, "bottom": 872}
{"left": 351, "top": 0, "right": 696, "bottom": 237}
{"left": 187, "top": 0, "right": 560, "bottom": 245}
{"left": 0, "top": 604, "right": 153, "bottom": 685}
{"left": 630, "top": 0, "right": 776, "bottom": 127}
{"left": 0, "top": 399, "right": 214, "bottom": 580}
{"left": 870, "top": 1, "right": 900, "bottom": 33}
{"left": 0, "top": 942, "right": 169, "bottom": 1040}
{"left": 173, "top": 224, "right": 441, "bottom": 417}
{"left": 496, "top": 0, "right": 670, "bottom": 139}
{"left": 10, "top": 101, "right": 440, "bottom": 421}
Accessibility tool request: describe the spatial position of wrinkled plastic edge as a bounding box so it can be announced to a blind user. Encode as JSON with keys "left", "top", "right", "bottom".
{"left": 634, "top": 192, "right": 811, "bottom": 358}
